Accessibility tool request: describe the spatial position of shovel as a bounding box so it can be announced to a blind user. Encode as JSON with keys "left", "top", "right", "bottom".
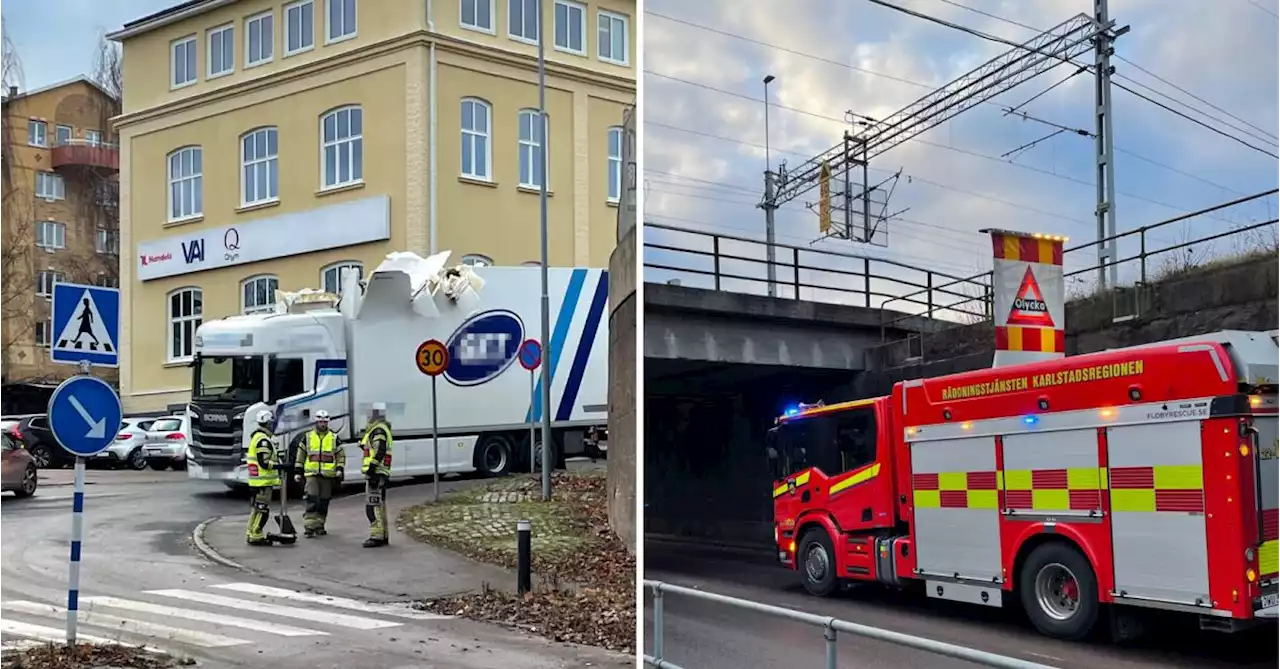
{"left": 269, "top": 438, "right": 298, "bottom": 545}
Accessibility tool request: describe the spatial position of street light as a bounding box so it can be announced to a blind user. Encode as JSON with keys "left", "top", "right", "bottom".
{"left": 537, "top": 0, "right": 553, "bottom": 500}
{"left": 762, "top": 74, "right": 776, "bottom": 298}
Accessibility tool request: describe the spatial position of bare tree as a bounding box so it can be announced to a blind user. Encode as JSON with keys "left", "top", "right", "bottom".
{"left": 1, "top": 20, "right": 39, "bottom": 383}
{"left": 64, "top": 34, "right": 122, "bottom": 290}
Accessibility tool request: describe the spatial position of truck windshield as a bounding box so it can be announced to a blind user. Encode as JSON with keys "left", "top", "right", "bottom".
{"left": 768, "top": 409, "right": 878, "bottom": 482}
{"left": 192, "top": 355, "right": 265, "bottom": 403}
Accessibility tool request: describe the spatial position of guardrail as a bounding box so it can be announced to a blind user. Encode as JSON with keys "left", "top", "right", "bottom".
{"left": 643, "top": 223, "right": 991, "bottom": 321}
{"left": 642, "top": 580, "right": 1057, "bottom": 669}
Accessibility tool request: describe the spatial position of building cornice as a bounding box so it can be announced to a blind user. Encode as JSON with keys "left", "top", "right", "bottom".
{"left": 114, "top": 30, "right": 635, "bottom": 130}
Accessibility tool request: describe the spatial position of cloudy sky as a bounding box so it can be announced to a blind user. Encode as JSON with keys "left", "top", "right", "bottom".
{"left": 643, "top": 0, "right": 1279, "bottom": 311}
{"left": 3, "top": 1, "right": 174, "bottom": 85}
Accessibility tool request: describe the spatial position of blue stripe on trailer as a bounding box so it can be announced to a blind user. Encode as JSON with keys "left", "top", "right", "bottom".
{"left": 70, "top": 540, "right": 81, "bottom": 562}
{"left": 527, "top": 269, "right": 587, "bottom": 423}
{"left": 68, "top": 589, "right": 78, "bottom": 611}
{"left": 556, "top": 272, "right": 609, "bottom": 421}
{"left": 72, "top": 491, "right": 84, "bottom": 513}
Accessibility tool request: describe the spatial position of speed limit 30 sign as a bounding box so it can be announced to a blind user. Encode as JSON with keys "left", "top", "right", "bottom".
{"left": 416, "top": 339, "right": 449, "bottom": 376}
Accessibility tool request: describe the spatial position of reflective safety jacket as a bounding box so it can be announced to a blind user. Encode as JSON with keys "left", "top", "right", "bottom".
{"left": 247, "top": 429, "right": 280, "bottom": 488}
{"left": 360, "top": 420, "right": 393, "bottom": 476}
{"left": 298, "top": 429, "right": 344, "bottom": 478}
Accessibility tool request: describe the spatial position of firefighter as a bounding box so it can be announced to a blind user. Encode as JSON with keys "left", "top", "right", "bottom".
{"left": 293, "top": 409, "right": 344, "bottom": 538}
{"left": 245, "top": 410, "right": 280, "bottom": 546}
{"left": 361, "top": 402, "right": 393, "bottom": 548}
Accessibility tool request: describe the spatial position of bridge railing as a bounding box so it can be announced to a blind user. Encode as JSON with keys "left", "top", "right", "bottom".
{"left": 877, "top": 190, "right": 1279, "bottom": 357}
{"left": 643, "top": 580, "right": 1057, "bottom": 669}
{"left": 643, "top": 223, "right": 991, "bottom": 322}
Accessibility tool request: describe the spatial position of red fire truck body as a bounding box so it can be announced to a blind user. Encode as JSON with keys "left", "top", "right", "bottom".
{"left": 769, "top": 330, "right": 1278, "bottom": 640}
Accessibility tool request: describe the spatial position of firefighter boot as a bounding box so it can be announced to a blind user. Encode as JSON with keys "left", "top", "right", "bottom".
{"left": 362, "top": 537, "right": 388, "bottom": 548}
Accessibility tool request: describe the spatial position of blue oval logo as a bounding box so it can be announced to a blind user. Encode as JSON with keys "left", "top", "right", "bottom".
{"left": 444, "top": 309, "right": 525, "bottom": 386}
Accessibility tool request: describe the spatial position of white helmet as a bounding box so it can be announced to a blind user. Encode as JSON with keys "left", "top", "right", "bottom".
{"left": 255, "top": 410, "right": 274, "bottom": 425}
{"left": 315, "top": 410, "right": 331, "bottom": 421}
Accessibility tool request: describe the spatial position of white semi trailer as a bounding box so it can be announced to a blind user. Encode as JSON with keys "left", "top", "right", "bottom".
{"left": 184, "top": 252, "right": 609, "bottom": 492}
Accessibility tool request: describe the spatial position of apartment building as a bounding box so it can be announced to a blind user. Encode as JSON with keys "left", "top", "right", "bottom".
{"left": 109, "top": 0, "right": 636, "bottom": 413}
{"left": 0, "top": 77, "right": 121, "bottom": 412}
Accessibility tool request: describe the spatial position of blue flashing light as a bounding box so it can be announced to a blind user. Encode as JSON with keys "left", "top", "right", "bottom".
{"left": 785, "top": 407, "right": 800, "bottom": 416}
{"left": 1023, "top": 415, "right": 1038, "bottom": 425}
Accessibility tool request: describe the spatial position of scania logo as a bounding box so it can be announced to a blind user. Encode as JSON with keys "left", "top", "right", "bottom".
{"left": 444, "top": 309, "right": 524, "bottom": 386}
{"left": 202, "top": 413, "right": 230, "bottom": 424}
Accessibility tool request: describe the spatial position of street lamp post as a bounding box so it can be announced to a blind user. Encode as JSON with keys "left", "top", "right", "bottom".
{"left": 762, "top": 74, "right": 777, "bottom": 298}
{"left": 537, "top": 0, "right": 553, "bottom": 501}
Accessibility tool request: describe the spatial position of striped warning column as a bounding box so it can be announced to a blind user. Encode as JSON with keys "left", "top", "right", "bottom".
{"left": 986, "top": 228, "right": 1066, "bottom": 368}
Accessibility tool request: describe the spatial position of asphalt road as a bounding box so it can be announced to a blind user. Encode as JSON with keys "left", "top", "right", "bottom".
{"left": 1, "top": 467, "right": 625, "bottom": 668}
{"left": 642, "top": 538, "right": 1278, "bottom": 669}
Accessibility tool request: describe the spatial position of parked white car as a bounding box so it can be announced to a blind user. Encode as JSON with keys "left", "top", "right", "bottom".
{"left": 93, "top": 418, "right": 157, "bottom": 470}
{"left": 143, "top": 415, "right": 190, "bottom": 471}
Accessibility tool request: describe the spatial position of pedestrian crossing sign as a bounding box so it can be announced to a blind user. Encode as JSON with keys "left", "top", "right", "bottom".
{"left": 51, "top": 282, "right": 120, "bottom": 368}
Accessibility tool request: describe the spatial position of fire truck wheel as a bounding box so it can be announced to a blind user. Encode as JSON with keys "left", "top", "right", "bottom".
{"left": 1018, "top": 542, "right": 1099, "bottom": 640}
{"left": 798, "top": 529, "right": 838, "bottom": 597}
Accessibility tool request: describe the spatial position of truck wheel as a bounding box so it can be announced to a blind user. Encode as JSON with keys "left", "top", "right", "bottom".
{"left": 798, "top": 529, "right": 838, "bottom": 597}
{"left": 476, "top": 435, "right": 513, "bottom": 477}
{"left": 1019, "top": 542, "right": 1100, "bottom": 640}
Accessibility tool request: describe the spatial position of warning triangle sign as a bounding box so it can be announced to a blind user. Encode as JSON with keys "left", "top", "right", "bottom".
{"left": 54, "top": 289, "right": 117, "bottom": 355}
{"left": 1006, "top": 266, "right": 1055, "bottom": 327}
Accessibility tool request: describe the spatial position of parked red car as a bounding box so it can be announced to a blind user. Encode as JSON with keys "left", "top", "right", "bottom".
{"left": 1, "top": 431, "right": 38, "bottom": 498}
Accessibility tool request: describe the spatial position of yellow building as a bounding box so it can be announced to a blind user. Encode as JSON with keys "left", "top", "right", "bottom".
{"left": 109, "top": 0, "right": 636, "bottom": 413}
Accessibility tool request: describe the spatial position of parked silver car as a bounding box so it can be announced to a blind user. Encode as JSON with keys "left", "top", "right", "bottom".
{"left": 93, "top": 418, "right": 156, "bottom": 470}
{"left": 144, "top": 415, "right": 190, "bottom": 471}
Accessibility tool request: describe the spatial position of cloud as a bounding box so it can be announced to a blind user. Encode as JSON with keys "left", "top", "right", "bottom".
{"left": 643, "top": 0, "right": 1279, "bottom": 306}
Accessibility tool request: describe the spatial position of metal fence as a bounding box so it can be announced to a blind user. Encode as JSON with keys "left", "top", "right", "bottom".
{"left": 643, "top": 222, "right": 992, "bottom": 322}
{"left": 642, "top": 580, "right": 1057, "bottom": 669}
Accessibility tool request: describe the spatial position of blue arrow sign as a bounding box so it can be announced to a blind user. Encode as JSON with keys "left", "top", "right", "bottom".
{"left": 519, "top": 338, "right": 542, "bottom": 371}
{"left": 48, "top": 376, "right": 123, "bottom": 457}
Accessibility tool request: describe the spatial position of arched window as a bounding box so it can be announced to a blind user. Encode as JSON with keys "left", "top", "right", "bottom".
{"left": 607, "top": 126, "right": 623, "bottom": 202}
{"left": 241, "top": 127, "right": 279, "bottom": 205}
{"left": 167, "top": 146, "right": 203, "bottom": 222}
{"left": 521, "top": 261, "right": 542, "bottom": 267}
{"left": 321, "top": 261, "right": 363, "bottom": 294}
{"left": 461, "top": 98, "right": 492, "bottom": 180}
{"left": 461, "top": 254, "right": 493, "bottom": 267}
{"left": 517, "top": 109, "right": 546, "bottom": 188}
{"left": 167, "top": 287, "right": 204, "bottom": 362}
{"left": 320, "top": 105, "right": 363, "bottom": 189}
{"left": 241, "top": 275, "right": 279, "bottom": 314}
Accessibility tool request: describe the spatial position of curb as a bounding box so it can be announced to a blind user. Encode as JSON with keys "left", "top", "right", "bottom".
{"left": 191, "top": 516, "right": 250, "bottom": 572}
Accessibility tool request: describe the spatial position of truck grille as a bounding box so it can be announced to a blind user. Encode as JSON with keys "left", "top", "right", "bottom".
{"left": 189, "top": 404, "right": 248, "bottom": 466}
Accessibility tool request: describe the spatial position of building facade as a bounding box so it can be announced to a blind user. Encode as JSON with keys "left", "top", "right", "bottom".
{"left": 1, "top": 77, "right": 121, "bottom": 413}
{"left": 110, "top": 0, "right": 636, "bottom": 413}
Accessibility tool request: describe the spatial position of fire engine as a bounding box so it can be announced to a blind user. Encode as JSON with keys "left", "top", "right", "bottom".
{"left": 768, "top": 330, "right": 1278, "bottom": 640}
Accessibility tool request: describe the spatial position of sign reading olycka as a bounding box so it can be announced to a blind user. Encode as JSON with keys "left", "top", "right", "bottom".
{"left": 985, "top": 229, "right": 1066, "bottom": 368}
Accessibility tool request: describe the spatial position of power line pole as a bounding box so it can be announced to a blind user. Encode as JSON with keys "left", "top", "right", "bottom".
{"left": 1094, "top": 0, "right": 1119, "bottom": 290}
{"left": 537, "top": 0, "right": 552, "bottom": 500}
{"left": 763, "top": 74, "right": 777, "bottom": 297}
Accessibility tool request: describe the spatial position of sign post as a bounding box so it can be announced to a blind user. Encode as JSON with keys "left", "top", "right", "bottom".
{"left": 518, "top": 339, "right": 543, "bottom": 471}
{"left": 416, "top": 339, "right": 450, "bottom": 502}
{"left": 47, "top": 281, "right": 122, "bottom": 647}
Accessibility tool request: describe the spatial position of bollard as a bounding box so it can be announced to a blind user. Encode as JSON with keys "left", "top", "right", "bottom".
{"left": 516, "top": 519, "right": 532, "bottom": 595}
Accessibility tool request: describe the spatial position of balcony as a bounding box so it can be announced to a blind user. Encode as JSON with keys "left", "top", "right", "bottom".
{"left": 50, "top": 139, "right": 119, "bottom": 174}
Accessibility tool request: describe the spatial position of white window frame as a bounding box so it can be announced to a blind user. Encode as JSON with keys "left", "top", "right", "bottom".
{"left": 321, "top": 261, "right": 363, "bottom": 294}
{"left": 461, "top": 254, "right": 493, "bottom": 267}
{"left": 35, "top": 171, "right": 65, "bottom": 200}
{"left": 517, "top": 108, "right": 547, "bottom": 189}
{"left": 27, "top": 119, "right": 46, "bottom": 147}
{"left": 36, "top": 270, "right": 63, "bottom": 296}
{"left": 207, "top": 23, "right": 235, "bottom": 78}
{"left": 460, "top": 97, "right": 492, "bottom": 181}
{"left": 508, "top": 0, "right": 538, "bottom": 44}
{"left": 35, "top": 221, "right": 65, "bottom": 250}
{"left": 85, "top": 130, "right": 104, "bottom": 146}
{"left": 241, "top": 275, "right": 279, "bottom": 314}
{"left": 325, "top": 0, "right": 357, "bottom": 44}
{"left": 35, "top": 320, "right": 51, "bottom": 348}
{"left": 553, "top": 0, "right": 586, "bottom": 56}
{"left": 95, "top": 228, "right": 119, "bottom": 255}
{"left": 97, "top": 274, "right": 118, "bottom": 288}
{"left": 596, "top": 10, "right": 628, "bottom": 66}
{"left": 241, "top": 127, "right": 280, "bottom": 206}
{"left": 167, "top": 146, "right": 204, "bottom": 222}
{"left": 55, "top": 124, "right": 73, "bottom": 146}
{"left": 284, "top": 0, "right": 316, "bottom": 56}
{"left": 171, "top": 35, "right": 198, "bottom": 89}
{"left": 167, "top": 287, "right": 204, "bottom": 363}
{"left": 245, "top": 11, "right": 275, "bottom": 67}
{"left": 460, "top": 0, "right": 494, "bottom": 34}
{"left": 607, "top": 126, "right": 623, "bottom": 202}
{"left": 320, "top": 105, "right": 363, "bottom": 190}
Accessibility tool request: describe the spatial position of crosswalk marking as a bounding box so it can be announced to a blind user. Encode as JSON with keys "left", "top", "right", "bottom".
{"left": 1, "top": 618, "right": 135, "bottom": 647}
{"left": 80, "top": 596, "right": 329, "bottom": 638}
{"left": 145, "top": 589, "right": 401, "bottom": 630}
{"left": 210, "top": 582, "right": 450, "bottom": 621}
{"left": 3, "top": 601, "right": 248, "bottom": 648}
